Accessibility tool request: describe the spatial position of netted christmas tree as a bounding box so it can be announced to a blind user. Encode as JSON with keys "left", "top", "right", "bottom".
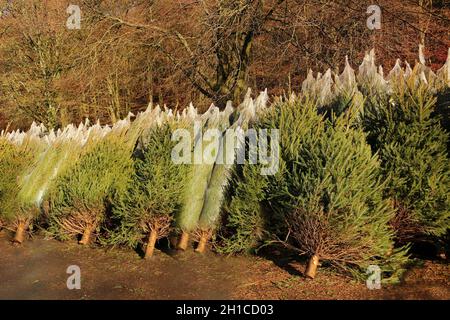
{"left": 108, "top": 124, "right": 188, "bottom": 258}
{"left": 361, "top": 70, "right": 450, "bottom": 244}
{"left": 0, "top": 139, "right": 34, "bottom": 235}
{"left": 16, "top": 123, "right": 90, "bottom": 242}
{"left": 194, "top": 131, "right": 229, "bottom": 252}
{"left": 195, "top": 91, "right": 269, "bottom": 253}
{"left": 174, "top": 104, "right": 234, "bottom": 250}
{"left": 0, "top": 123, "right": 47, "bottom": 243}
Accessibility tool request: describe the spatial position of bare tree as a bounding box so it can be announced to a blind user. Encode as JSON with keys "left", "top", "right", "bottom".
{"left": 0, "top": 0, "right": 448, "bottom": 127}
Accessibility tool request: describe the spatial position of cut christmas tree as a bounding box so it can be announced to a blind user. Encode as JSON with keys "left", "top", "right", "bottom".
{"left": 361, "top": 68, "right": 450, "bottom": 244}
{"left": 47, "top": 122, "right": 135, "bottom": 245}
{"left": 0, "top": 138, "right": 34, "bottom": 238}
{"left": 197, "top": 91, "right": 269, "bottom": 253}
{"left": 268, "top": 97, "right": 408, "bottom": 280}
{"left": 109, "top": 124, "right": 188, "bottom": 258}
{"left": 175, "top": 104, "right": 225, "bottom": 250}
{"left": 0, "top": 123, "right": 47, "bottom": 243}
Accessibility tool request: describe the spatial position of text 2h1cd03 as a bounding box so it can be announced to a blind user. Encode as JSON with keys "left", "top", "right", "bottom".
{"left": 220, "top": 305, "right": 274, "bottom": 316}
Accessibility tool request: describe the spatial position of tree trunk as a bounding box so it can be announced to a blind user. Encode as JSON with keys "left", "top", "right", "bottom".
{"left": 177, "top": 231, "right": 189, "bottom": 251}
{"left": 195, "top": 232, "right": 209, "bottom": 253}
{"left": 144, "top": 230, "right": 158, "bottom": 259}
{"left": 79, "top": 225, "right": 93, "bottom": 245}
{"left": 305, "top": 255, "right": 319, "bottom": 279}
{"left": 13, "top": 221, "right": 26, "bottom": 244}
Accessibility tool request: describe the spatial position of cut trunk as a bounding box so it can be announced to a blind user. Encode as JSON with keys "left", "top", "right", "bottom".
{"left": 305, "top": 255, "right": 320, "bottom": 279}
{"left": 177, "top": 231, "right": 189, "bottom": 251}
{"left": 79, "top": 225, "right": 93, "bottom": 245}
{"left": 195, "top": 232, "right": 209, "bottom": 253}
{"left": 144, "top": 230, "right": 158, "bottom": 259}
{"left": 13, "top": 221, "right": 26, "bottom": 244}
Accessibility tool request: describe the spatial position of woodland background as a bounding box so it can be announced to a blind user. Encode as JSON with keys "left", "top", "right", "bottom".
{"left": 0, "top": 0, "right": 449, "bottom": 130}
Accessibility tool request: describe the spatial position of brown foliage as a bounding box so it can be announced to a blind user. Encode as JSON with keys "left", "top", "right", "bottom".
{"left": 0, "top": 0, "right": 449, "bottom": 129}
{"left": 390, "top": 201, "right": 426, "bottom": 244}
{"left": 286, "top": 208, "right": 380, "bottom": 267}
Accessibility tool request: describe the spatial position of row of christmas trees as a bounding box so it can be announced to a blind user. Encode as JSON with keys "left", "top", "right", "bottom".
{"left": 0, "top": 87, "right": 268, "bottom": 253}
{"left": 0, "top": 47, "right": 449, "bottom": 282}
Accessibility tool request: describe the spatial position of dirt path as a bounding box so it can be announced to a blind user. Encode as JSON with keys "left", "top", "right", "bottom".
{"left": 0, "top": 231, "right": 448, "bottom": 300}
{"left": 0, "top": 232, "right": 239, "bottom": 299}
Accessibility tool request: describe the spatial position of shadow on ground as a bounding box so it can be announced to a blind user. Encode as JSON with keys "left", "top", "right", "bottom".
{"left": 0, "top": 231, "right": 448, "bottom": 300}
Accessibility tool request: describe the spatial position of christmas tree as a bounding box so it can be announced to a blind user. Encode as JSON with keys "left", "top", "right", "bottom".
{"left": 0, "top": 139, "right": 33, "bottom": 237}
{"left": 108, "top": 124, "right": 188, "bottom": 258}
{"left": 47, "top": 125, "right": 135, "bottom": 245}
{"left": 217, "top": 159, "right": 269, "bottom": 254}
{"left": 0, "top": 123, "right": 47, "bottom": 243}
{"left": 195, "top": 91, "right": 269, "bottom": 253}
{"left": 277, "top": 97, "right": 409, "bottom": 279}
{"left": 362, "top": 70, "right": 450, "bottom": 243}
{"left": 175, "top": 104, "right": 232, "bottom": 250}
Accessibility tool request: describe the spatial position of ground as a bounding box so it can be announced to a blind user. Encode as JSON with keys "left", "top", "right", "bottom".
{"left": 0, "top": 231, "right": 448, "bottom": 300}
